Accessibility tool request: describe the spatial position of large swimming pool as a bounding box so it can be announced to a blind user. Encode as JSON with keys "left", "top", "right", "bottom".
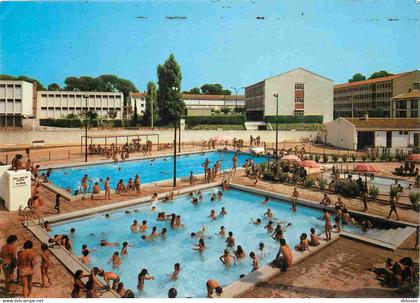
{"left": 44, "top": 151, "right": 269, "bottom": 193}
{"left": 49, "top": 187, "right": 376, "bottom": 298}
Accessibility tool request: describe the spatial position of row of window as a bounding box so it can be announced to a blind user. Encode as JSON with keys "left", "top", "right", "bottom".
{"left": 294, "top": 83, "right": 304, "bottom": 90}
{"left": 395, "top": 111, "right": 418, "bottom": 118}
{"left": 295, "top": 97, "right": 304, "bottom": 103}
{"left": 294, "top": 110, "right": 304, "bottom": 116}
{"left": 0, "top": 84, "right": 22, "bottom": 88}
{"left": 40, "top": 94, "right": 122, "bottom": 99}
{"left": 395, "top": 100, "right": 418, "bottom": 109}
{"left": 40, "top": 107, "right": 121, "bottom": 111}
{"left": 335, "top": 82, "right": 392, "bottom": 94}
{"left": 0, "top": 99, "right": 21, "bottom": 102}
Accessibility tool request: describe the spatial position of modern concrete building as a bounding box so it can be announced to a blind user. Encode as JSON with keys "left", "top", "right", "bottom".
{"left": 129, "top": 92, "right": 147, "bottom": 117}
{"left": 326, "top": 116, "right": 420, "bottom": 151}
{"left": 182, "top": 93, "right": 245, "bottom": 116}
{"left": 0, "top": 80, "right": 36, "bottom": 127}
{"left": 36, "top": 90, "right": 124, "bottom": 119}
{"left": 245, "top": 67, "right": 334, "bottom": 123}
{"left": 391, "top": 89, "right": 419, "bottom": 118}
{"left": 334, "top": 70, "right": 420, "bottom": 118}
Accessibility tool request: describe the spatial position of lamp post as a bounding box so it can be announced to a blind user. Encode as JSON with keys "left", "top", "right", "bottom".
{"left": 172, "top": 87, "right": 178, "bottom": 187}
{"left": 230, "top": 86, "right": 245, "bottom": 110}
{"left": 84, "top": 94, "right": 89, "bottom": 162}
{"left": 273, "top": 93, "right": 279, "bottom": 161}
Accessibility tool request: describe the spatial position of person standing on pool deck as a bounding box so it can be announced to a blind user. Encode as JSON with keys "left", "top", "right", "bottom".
{"left": 0, "top": 235, "right": 18, "bottom": 294}
{"left": 81, "top": 174, "right": 90, "bottom": 193}
{"left": 17, "top": 240, "right": 36, "bottom": 298}
{"left": 232, "top": 154, "right": 238, "bottom": 174}
{"left": 104, "top": 177, "right": 111, "bottom": 200}
{"left": 202, "top": 159, "right": 210, "bottom": 179}
{"left": 134, "top": 174, "right": 141, "bottom": 195}
{"left": 189, "top": 171, "right": 194, "bottom": 186}
{"left": 362, "top": 190, "right": 368, "bottom": 212}
{"left": 387, "top": 194, "right": 400, "bottom": 220}
{"left": 206, "top": 279, "right": 223, "bottom": 297}
{"left": 54, "top": 193, "right": 61, "bottom": 214}
{"left": 324, "top": 208, "right": 332, "bottom": 241}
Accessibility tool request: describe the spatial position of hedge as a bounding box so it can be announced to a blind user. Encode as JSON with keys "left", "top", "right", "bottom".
{"left": 264, "top": 115, "right": 323, "bottom": 124}
{"left": 184, "top": 115, "right": 245, "bottom": 126}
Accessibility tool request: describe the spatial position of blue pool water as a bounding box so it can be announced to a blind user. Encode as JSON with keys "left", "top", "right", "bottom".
{"left": 50, "top": 187, "right": 373, "bottom": 298}
{"left": 45, "top": 151, "right": 269, "bottom": 193}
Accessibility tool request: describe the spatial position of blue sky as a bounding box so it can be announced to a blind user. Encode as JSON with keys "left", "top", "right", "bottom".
{"left": 1, "top": 0, "right": 419, "bottom": 92}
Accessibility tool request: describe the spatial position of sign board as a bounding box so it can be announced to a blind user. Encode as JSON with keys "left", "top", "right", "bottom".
{"left": 12, "top": 175, "right": 30, "bottom": 187}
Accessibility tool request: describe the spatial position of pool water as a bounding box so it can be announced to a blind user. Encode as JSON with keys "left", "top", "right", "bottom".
{"left": 44, "top": 151, "right": 269, "bottom": 193}
{"left": 49, "top": 187, "right": 374, "bottom": 298}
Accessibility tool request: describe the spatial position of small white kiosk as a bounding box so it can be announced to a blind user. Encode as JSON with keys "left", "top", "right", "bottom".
{"left": 0, "top": 165, "right": 31, "bottom": 211}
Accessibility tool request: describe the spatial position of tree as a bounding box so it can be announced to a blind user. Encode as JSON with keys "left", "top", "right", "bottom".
{"left": 143, "top": 81, "right": 159, "bottom": 127}
{"left": 368, "top": 107, "right": 387, "bottom": 117}
{"left": 348, "top": 73, "right": 366, "bottom": 83}
{"left": 200, "top": 83, "right": 232, "bottom": 95}
{"left": 157, "top": 54, "right": 185, "bottom": 124}
{"left": 0, "top": 74, "right": 46, "bottom": 90}
{"left": 369, "top": 70, "right": 393, "bottom": 79}
{"left": 48, "top": 83, "right": 61, "bottom": 91}
{"left": 188, "top": 87, "right": 201, "bottom": 94}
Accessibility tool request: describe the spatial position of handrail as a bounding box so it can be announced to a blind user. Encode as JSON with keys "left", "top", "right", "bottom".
{"left": 21, "top": 206, "right": 44, "bottom": 227}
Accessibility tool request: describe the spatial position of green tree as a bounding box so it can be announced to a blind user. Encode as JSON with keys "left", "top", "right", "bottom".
{"left": 368, "top": 107, "right": 387, "bottom": 117}
{"left": 0, "top": 74, "right": 46, "bottom": 90}
{"left": 188, "top": 87, "right": 201, "bottom": 94}
{"left": 200, "top": 83, "right": 232, "bottom": 95}
{"left": 48, "top": 83, "right": 61, "bottom": 91}
{"left": 143, "top": 81, "right": 159, "bottom": 127}
{"left": 369, "top": 70, "right": 393, "bottom": 79}
{"left": 157, "top": 54, "right": 185, "bottom": 124}
{"left": 348, "top": 73, "right": 366, "bottom": 83}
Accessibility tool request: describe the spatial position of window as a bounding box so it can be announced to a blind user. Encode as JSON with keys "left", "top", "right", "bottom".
{"left": 294, "top": 110, "right": 304, "bottom": 116}
{"left": 413, "top": 83, "right": 420, "bottom": 90}
{"left": 396, "top": 100, "right": 407, "bottom": 110}
{"left": 411, "top": 100, "right": 418, "bottom": 109}
{"left": 295, "top": 83, "right": 304, "bottom": 90}
{"left": 295, "top": 97, "right": 304, "bottom": 103}
{"left": 411, "top": 110, "right": 418, "bottom": 118}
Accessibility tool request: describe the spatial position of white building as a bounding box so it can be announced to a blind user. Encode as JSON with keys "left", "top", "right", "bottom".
{"left": 182, "top": 93, "right": 245, "bottom": 116}
{"left": 326, "top": 116, "right": 420, "bottom": 151}
{"left": 129, "top": 92, "right": 147, "bottom": 116}
{"left": 36, "top": 91, "right": 124, "bottom": 119}
{"left": 0, "top": 80, "right": 35, "bottom": 127}
{"left": 245, "top": 67, "right": 334, "bottom": 122}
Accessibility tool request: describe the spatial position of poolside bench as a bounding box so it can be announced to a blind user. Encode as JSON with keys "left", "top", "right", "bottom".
{"left": 32, "top": 140, "right": 45, "bottom": 147}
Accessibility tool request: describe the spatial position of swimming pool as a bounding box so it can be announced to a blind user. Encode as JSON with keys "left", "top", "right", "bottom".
{"left": 44, "top": 151, "right": 269, "bottom": 193}
{"left": 49, "top": 187, "right": 377, "bottom": 298}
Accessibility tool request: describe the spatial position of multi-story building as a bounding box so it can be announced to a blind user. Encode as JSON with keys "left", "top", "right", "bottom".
{"left": 36, "top": 91, "right": 124, "bottom": 119}
{"left": 182, "top": 93, "right": 245, "bottom": 116}
{"left": 129, "top": 92, "right": 147, "bottom": 117}
{"left": 0, "top": 80, "right": 36, "bottom": 127}
{"left": 334, "top": 70, "right": 420, "bottom": 118}
{"left": 391, "top": 89, "right": 419, "bottom": 118}
{"left": 245, "top": 67, "right": 334, "bottom": 122}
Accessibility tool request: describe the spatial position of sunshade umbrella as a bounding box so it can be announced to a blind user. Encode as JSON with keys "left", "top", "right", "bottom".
{"left": 407, "top": 154, "right": 420, "bottom": 163}
{"left": 210, "top": 135, "right": 233, "bottom": 142}
{"left": 354, "top": 163, "right": 380, "bottom": 173}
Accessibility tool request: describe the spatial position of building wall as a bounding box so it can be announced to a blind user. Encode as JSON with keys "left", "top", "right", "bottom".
{"left": 0, "top": 80, "right": 34, "bottom": 127}
{"left": 374, "top": 131, "right": 387, "bottom": 147}
{"left": 130, "top": 95, "right": 146, "bottom": 116}
{"left": 263, "top": 69, "right": 334, "bottom": 122}
{"left": 325, "top": 117, "right": 357, "bottom": 150}
{"left": 37, "top": 91, "right": 124, "bottom": 119}
{"left": 393, "top": 71, "right": 420, "bottom": 96}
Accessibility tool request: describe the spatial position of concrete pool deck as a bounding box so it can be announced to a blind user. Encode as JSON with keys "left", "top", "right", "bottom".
{"left": 0, "top": 153, "right": 418, "bottom": 298}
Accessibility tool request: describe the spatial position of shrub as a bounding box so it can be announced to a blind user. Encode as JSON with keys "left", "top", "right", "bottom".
{"left": 335, "top": 180, "right": 361, "bottom": 198}
{"left": 40, "top": 118, "right": 82, "bottom": 128}
{"left": 309, "top": 154, "right": 314, "bottom": 160}
{"left": 185, "top": 115, "right": 245, "bottom": 127}
{"left": 314, "top": 154, "right": 320, "bottom": 163}
{"left": 380, "top": 154, "right": 387, "bottom": 161}
{"left": 264, "top": 115, "right": 323, "bottom": 124}
{"left": 362, "top": 155, "right": 367, "bottom": 162}
{"left": 322, "top": 154, "right": 329, "bottom": 163}
{"left": 113, "top": 120, "right": 123, "bottom": 127}
{"left": 304, "top": 179, "right": 315, "bottom": 188}
{"left": 409, "top": 192, "right": 420, "bottom": 211}
{"left": 263, "top": 171, "right": 274, "bottom": 181}
{"left": 351, "top": 154, "right": 357, "bottom": 162}
{"left": 368, "top": 186, "right": 379, "bottom": 200}
{"left": 276, "top": 171, "right": 288, "bottom": 183}
{"left": 395, "top": 153, "right": 405, "bottom": 161}
{"left": 318, "top": 179, "right": 327, "bottom": 190}
{"left": 387, "top": 154, "right": 393, "bottom": 162}
{"left": 332, "top": 154, "right": 339, "bottom": 163}
{"left": 370, "top": 153, "right": 377, "bottom": 162}
{"left": 341, "top": 155, "right": 348, "bottom": 163}
{"left": 221, "top": 107, "right": 231, "bottom": 114}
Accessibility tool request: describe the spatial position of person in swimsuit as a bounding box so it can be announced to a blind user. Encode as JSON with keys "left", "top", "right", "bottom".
{"left": 324, "top": 208, "right": 332, "bottom": 241}
{"left": 219, "top": 249, "right": 236, "bottom": 267}
{"left": 309, "top": 228, "right": 321, "bottom": 246}
{"left": 98, "top": 268, "right": 120, "bottom": 291}
{"left": 168, "top": 263, "right": 182, "bottom": 280}
{"left": 0, "top": 235, "right": 18, "bottom": 293}
{"left": 206, "top": 279, "right": 223, "bottom": 297}
{"left": 250, "top": 252, "right": 259, "bottom": 271}
{"left": 226, "top": 231, "right": 235, "bottom": 247}
{"left": 134, "top": 175, "right": 141, "bottom": 195}
{"left": 137, "top": 268, "right": 154, "bottom": 291}
{"left": 17, "top": 240, "right": 36, "bottom": 298}
{"left": 233, "top": 245, "right": 245, "bottom": 259}
{"left": 290, "top": 187, "right": 299, "bottom": 211}
{"left": 40, "top": 243, "right": 52, "bottom": 288}
{"left": 104, "top": 177, "right": 111, "bottom": 200}
{"left": 81, "top": 174, "right": 90, "bottom": 193}
{"left": 71, "top": 270, "right": 88, "bottom": 298}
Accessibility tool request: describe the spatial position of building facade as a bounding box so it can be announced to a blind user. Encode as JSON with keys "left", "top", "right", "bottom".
{"left": 245, "top": 68, "right": 334, "bottom": 122}
{"left": 391, "top": 89, "right": 419, "bottom": 118}
{"left": 326, "top": 117, "right": 420, "bottom": 151}
{"left": 0, "top": 80, "right": 35, "bottom": 127}
{"left": 36, "top": 91, "right": 124, "bottom": 119}
{"left": 182, "top": 93, "right": 245, "bottom": 116}
{"left": 129, "top": 92, "right": 147, "bottom": 117}
{"left": 334, "top": 70, "right": 420, "bottom": 118}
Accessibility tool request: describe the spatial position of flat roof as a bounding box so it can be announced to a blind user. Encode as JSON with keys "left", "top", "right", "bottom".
{"left": 182, "top": 93, "right": 245, "bottom": 101}
{"left": 345, "top": 118, "right": 420, "bottom": 130}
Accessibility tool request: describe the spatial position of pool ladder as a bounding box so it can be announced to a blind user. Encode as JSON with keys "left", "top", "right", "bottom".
{"left": 21, "top": 206, "right": 44, "bottom": 227}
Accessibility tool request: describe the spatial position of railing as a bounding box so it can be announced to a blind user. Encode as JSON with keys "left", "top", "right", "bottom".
{"left": 22, "top": 206, "right": 44, "bottom": 227}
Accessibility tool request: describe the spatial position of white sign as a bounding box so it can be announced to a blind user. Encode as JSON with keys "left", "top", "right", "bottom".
{"left": 12, "top": 175, "right": 30, "bottom": 187}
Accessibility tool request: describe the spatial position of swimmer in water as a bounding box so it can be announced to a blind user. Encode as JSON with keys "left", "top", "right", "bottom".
{"left": 216, "top": 226, "right": 226, "bottom": 237}
{"left": 109, "top": 251, "right": 121, "bottom": 267}
{"left": 100, "top": 240, "right": 119, "bottom": 247}
{"left": 150, "top": 226, "right": 158, "bottom": 237}
{"left": 219, "top": 207, "right": 227, "bottom": 216}
{"left": 225, "top": 231, "right": 235, "bottom": 247}
{"left": 261, "top": 196, "right": 269, "bottom": 204}
{"left": 139, "top": 220, "right": 148, "bottom": 232}
{"left": 250, "top": 218, "right": 261, "bottom": 225}
{"left": 167, "top": 263, "right": 182, "bottom": 280}
{"left": 264, "top": 221, "right": 274, "bottom": 233}
{"left": 192, "top": 238, "right": 208, "bottom": 252}
{"left": 131, "top": 220, "right": 139, "bottom": 232}
{"left": 264, "top": 208, "right": 273, "bottom": 220}
{"left": 140, "top": 235, "right": 154, "bottom": 241}
{"left": 121, "top": 242, "right": 133, "bottom": 255}
{"left": 219, "top": 249, "right": 236, "bottom": 267}
{"left": 160, "top": 228, "right": 167, "bottom": 239}
{"left": 209, "top": 209, "right": 217, "bottom": 220}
